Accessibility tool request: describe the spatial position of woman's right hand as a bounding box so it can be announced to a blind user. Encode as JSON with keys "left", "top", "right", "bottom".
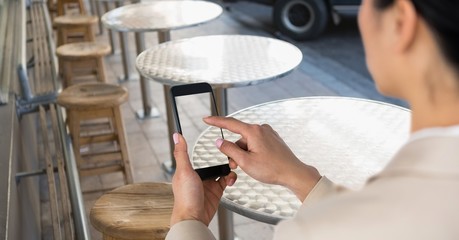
{"left": 204, "top": 116, "right": 321, "bottom": 201}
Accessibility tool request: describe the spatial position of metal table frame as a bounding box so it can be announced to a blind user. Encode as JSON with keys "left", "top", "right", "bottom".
{"left": 102, "top": 1, "right": 223, "bottom": 119}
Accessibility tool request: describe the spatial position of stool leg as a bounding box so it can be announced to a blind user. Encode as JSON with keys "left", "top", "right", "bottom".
{"left": 96, "top": 57, "right": 107, "bottom": 83}
{"left": 57, "top": 0, "right": 64, "bottom": 16}
{"left": 68, "top": 111, "right": 84, "bottom": 175}
{"left": 112, "top": 107, "right": 133, "bottom": 184}
{"left": 95, "top": 0, "right": 103, "bottom": 34}
{"left": 58, "top": 27, "right": 65, "bottom": 46}
{"left": 62, "top": 60, "right": 73, "bottom": 88}
{"left": 58, "top": 47, "right": 64, "bottom": 79}
{"left": 78, "top": 0, "right": 86, "bottom": 14}
{"left": 86, "top": 25, "right": 95, "bottom": 42}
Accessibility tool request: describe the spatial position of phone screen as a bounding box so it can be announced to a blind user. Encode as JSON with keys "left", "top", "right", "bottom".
{"left": 174, "top": 92, "right": 212, "bottom": 156}
{"left": 171, "top": 83, "right": 230, "bottom": 179}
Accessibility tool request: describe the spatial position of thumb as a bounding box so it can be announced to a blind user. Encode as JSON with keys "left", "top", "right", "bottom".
{"left": 216, "top": 138, "right": 249, "bottom": 167}
{"left": 173, "top": 133, "right": 193, "bottom": 171}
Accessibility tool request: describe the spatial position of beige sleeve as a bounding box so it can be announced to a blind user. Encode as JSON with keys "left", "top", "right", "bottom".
{"left": 166, "top": 177, "right": 340, "bottom": 240}
{"left": 302, "top": 176, "right": 341, "bottom": 207}
{"left": 166, "top": 220, "right": 216, "bottom": 240}
{"left": 273, "top": 176, "right": 342, "bottom": 239}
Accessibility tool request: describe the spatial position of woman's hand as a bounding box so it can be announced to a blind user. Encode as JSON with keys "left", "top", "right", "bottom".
{"left": 204, "top": 116, "right": 321, "bottom": 201}
{"left": 170, "top": 133, "right": 237, "bottom": 226}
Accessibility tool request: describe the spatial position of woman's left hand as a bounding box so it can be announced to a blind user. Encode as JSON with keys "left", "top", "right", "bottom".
{"left": 170, "top": 133, "right": 237, "bottom": 226}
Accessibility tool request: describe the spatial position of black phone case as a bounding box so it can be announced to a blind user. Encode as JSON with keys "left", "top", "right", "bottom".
{"left": 170, "top": 82, "right": 230, "bottom": 180}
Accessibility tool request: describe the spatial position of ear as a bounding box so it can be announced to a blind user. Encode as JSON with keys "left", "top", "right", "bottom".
{"left": 392, "top": 0, "right": 418, "bottom": 53}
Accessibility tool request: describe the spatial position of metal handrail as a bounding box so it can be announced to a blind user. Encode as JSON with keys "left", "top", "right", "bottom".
{"left": 56, "top": 106, "right": 91, "bottom": 240}
{"left": 17, "top": 0, "right": 33, "bottom": 102}
{"left": 14, "top": 0, "right": 91, "bottom": 238}
{"left": 16, "top": 0, "right": 58, "bottom": 113}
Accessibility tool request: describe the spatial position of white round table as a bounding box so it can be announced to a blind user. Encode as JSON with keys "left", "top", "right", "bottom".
{"left": 136, "top": 35, "right": 302, "bottom": 168}
{"left": 102, "top": 0, "right": 223, "bottom": 119}
{"left": 137, "top": 35, "right": 302, "bottom": 240}
{"left": 192, "top": 97, "right": 410, "bottom": 234}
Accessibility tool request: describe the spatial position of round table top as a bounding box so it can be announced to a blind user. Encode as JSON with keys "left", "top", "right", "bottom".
{"left": 57, "top": 83, "right": 128, "bottom": 110}
{"left": 192, "top": 97, "right": 411, "bottom": 224}
{"left": 101, "top": 0, "right": 223, "bottom": 32}
{"left": 136, "top": 35, "right": 303, "bottom": 88}
{"left": 90, "top": 183, "right": 173, "bottom": 239}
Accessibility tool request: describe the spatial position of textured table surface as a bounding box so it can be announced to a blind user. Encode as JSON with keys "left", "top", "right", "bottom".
{"left": 136, "top": 35, "right": 302, "bottom": 88}
{"left": 192, "top": 97, "right": 411, "bottom": 224}
{"left": 101, "top": 0, "right": 222, "bottom": 32}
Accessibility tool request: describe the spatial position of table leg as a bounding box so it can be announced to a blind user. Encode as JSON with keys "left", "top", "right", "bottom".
{"left": 103, "top": 2, "right": 117, "bottom": 55}
{"left": 107, "top": 29, "right": 117, "bottom": 55}
{"left": 95, "top": 0, "right": 103, "bottom": 35}
{"left": 158, "top": 30, "right": 171, "bottom": 43}
{"left": 162, "top": 84, "right": 177, "bottom": 173}
{"left": 155, "top": 30, "right": 178, "bottom": 171}
{"left": 118, "top": 32, "right": 139, "bottom": 82}
{"left": 218, "top": 205, "right": 235, "bottom": 240}
{"left": 213, "top": 88, "right": 228, "bottom": 116}
{"left": 134, "top": 32, "right": 160, "bottom": 119}
{"left": 213, "top": 88, "right": 236, "bottom": 240}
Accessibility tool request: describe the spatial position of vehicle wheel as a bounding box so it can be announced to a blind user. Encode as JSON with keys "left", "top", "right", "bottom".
{"left": 273, "top": 0, "right": 329, "bottom": 40}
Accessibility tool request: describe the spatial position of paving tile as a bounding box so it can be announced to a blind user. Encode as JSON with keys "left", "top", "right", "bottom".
{"left": 234, "top": 221, "right": 275, "bottom": 240}
{"left": 127, "top": 132, "right": 158, "bottom": 169}
{"left": 133, "top": 164, "right": 168, "bottom": 183}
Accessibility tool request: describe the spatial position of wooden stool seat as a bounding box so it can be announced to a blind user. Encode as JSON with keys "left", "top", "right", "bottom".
{"left": 57, "top": 42, "right": 111, "bottom": 87}
{"left": 90, "top": 183, "right": 173, "bottom": 240}
{"left": 57, "top": 83, "right": 133, "bottom": 186}
{"left": 57, "top": 42, "right": 111, "bottom": 59}
{"left": 57, "top": 82, "right": 128, "bottom": 109}
{"left": 54, "top": 15, "right": 98, "bottom": 26}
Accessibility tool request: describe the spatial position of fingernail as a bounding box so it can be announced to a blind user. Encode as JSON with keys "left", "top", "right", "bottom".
{"left": 228, "top": 178, "right": 235, "bottom": 186}
{"left": 216, "top": 138, "right": 224, "bottom": 148}
{"left": 173, "top": 133, "right": 179, "bottom": 144}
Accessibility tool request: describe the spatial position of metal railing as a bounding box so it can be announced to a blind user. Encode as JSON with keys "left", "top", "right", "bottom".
{"left": 0, "top": 0, "right": 91, "bottom": 238}
{"left": 16, "top": 0, "right": 59, "bottom": 114}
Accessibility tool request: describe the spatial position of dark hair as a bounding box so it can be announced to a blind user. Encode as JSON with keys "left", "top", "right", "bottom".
{"left": 374, "top": 0, "right": 459, "bottom": 71}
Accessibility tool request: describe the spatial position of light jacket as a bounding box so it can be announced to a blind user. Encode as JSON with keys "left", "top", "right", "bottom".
{"left": 167, "top": 136, "right": 459, "bottom": 239}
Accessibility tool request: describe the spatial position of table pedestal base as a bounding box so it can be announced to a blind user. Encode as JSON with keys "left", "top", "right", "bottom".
{"left": 161, "top": 159, "right": 176, "bottom": 175}
{"left": 135, "top": 107, "right": 160, "bottom": 120}
{"left": 117, "top": 74, "right": 139, "bottom": 83}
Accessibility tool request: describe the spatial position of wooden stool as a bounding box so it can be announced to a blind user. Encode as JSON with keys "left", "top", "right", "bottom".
{"left": 57, "top": 83, "right": 133, "bottom": 185}
{"left": 90, "top": 183, "right": 173, "bottom": 240}
{"left": 56, "top": 42, "right": 111, "bottom": 88}
{"left": 54, "top": 15, "right": 98, "bottom": 46}
{"left": 57, "top": 0, "right": 86, "bottom": 16}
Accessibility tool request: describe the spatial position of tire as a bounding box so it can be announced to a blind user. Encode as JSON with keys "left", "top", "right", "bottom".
{"left": 273, "top": 0, "right": 329, "bottom": 40}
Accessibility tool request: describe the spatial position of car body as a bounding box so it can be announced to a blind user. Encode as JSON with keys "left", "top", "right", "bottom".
{"left": 237, "top": 0, "right": 362, "bottom": 40}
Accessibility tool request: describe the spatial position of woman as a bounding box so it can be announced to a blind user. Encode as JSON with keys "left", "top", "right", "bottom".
{"left": 167, "top": 0, "right": 459, "bottom": 239}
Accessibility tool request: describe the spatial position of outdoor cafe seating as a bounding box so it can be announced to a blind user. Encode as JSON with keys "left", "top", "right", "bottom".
{"left": 0, "top": 0, "right": 409, "bottom": 238}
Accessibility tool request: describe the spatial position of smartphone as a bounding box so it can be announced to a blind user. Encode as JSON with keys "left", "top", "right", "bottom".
{"left": 170, "top": 82, "right": 230, "bottom": 180}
